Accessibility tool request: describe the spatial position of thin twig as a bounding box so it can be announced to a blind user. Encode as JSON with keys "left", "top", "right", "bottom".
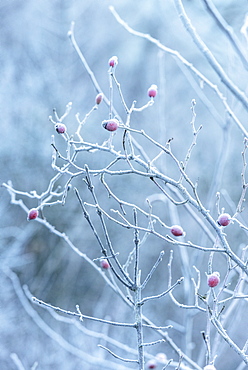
{"left": 133, "top": 208, "right": 140, "bottom": 286}
{"left": 141, "top": 251, "right": 165, "bottom": 290}
{"left": 32, "top": 296, "right": 136, "bottom": 328}
{"left": 98, "top": 345, "right": 138, "bottom": 363}
{"left": 140, "top": 277, "right": 184, "bottom": 305}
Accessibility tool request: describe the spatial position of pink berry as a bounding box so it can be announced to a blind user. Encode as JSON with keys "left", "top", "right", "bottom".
{"left": 170, "top": 225, "right": 184, "bottom": 237}
{"left": 204, "top": 365, "right": 216, "bottom": 370}
{"left": 102, "top": 119, "right": 119, "bottom": 132}
{"left": 95, "top": 93, "right": 103, "bottom": 105}
{"left": 55, "top": 123, "right": 66, "bottom": 134}
{"left": 100, "top": 259, "right": 110, "bottom": 269}
{"left": 108, "top": 56, "right": 118, "bottom": 67}
{"left": 148, "top": 84, "right": 158, "bottom": 98}
{"left": 217, "top": 213, "right": 231, "bottom": 227}
{"left": 207, "top": 272, "right": 220, "bottom": 288}
{"left": 146, "top": 359, "right": 157, "bottom": 369}
{"left": 27, "top": 208, "right": 39, "bottom": 220}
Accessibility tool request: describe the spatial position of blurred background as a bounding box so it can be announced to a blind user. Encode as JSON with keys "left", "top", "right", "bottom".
{"left": 1, "top": 0, "right": 248, "bottom": 369}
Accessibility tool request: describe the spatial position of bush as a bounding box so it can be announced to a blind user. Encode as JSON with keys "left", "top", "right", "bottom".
{"left": 2, "top": 2, "right": 248, "bottom": 370}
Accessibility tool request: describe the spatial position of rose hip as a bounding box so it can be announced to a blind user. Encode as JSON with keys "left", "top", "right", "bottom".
{"left": 207, "top": 272, "right": 220, "bottom": 288}
{"left": 27, "top": 208, "right": 39, "bottom": 220}
{"left": 170, "top": 225, "right": 184, "bottom": 237}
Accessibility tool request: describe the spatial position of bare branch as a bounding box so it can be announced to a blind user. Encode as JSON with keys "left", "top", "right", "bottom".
{"left": 173, "top": 0, "right": 248, "bottom": 110}
{"left": 109, "top": 6, "right": 248, "bottom": 137}
{"left": 202, "top": 0, "right": 248, "bottom": 70}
